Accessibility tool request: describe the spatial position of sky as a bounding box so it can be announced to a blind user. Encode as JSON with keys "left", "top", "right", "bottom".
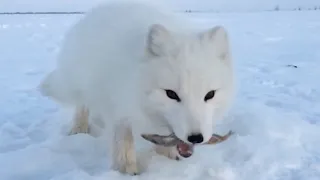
{"left": 1, "top": 0, "right": 320, "bottom": 12}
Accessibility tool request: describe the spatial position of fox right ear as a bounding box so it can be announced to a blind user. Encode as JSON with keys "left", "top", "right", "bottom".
{"left": 146, "top": 24, "right": 175, "bottom": 57}
{"left": 200, "top": 26, "right": 231, "bottom": 62}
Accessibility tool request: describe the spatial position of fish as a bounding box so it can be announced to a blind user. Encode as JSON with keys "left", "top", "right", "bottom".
{"left": 141, "top": 130, "right": 234, "bottom": 146}
{"left": 141, "top": 130, "right": 234, "bottom": 158}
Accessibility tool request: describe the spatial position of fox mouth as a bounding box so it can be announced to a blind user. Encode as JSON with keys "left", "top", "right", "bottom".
{"left": 176, "top": 142, "right": 194, "bottom": 158}
{"left": 141, "top": 131, "right": 234, "bottom": 158}
{"left": 140, "top": 133, "right": 194, "bottom": 158}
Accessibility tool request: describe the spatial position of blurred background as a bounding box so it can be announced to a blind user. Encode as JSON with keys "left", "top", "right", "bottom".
{"left": 1, "top": 0, "right": 320, "bottom": 13}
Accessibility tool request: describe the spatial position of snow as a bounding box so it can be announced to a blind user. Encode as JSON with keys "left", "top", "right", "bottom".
{"left": 1, "top": 10, "right": 320, "bottom": 180}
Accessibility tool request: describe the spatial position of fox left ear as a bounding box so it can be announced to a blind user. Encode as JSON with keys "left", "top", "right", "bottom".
{"left": 146, "top": 24, "right": 175, "bottom": 57}
{"left": 199, "top": 26, "right": 231, "bottom": 62}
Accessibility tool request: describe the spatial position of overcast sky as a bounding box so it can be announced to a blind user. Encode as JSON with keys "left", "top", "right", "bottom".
{"left": 1, "top": 0, "right": 319, "bottom": 12}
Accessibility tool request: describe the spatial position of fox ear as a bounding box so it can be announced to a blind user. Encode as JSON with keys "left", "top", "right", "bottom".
{"left": 146, "top": 24, "right": 175, "bottom": 57}
{"left": 200, "top": 26, "right": 231, "bottom": 62}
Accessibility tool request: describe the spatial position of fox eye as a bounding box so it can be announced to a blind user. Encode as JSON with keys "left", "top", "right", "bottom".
{"left": 204, "top": 90, "right": 216, "bottom": 102}
{"left": 165, "top": 89, "right": 181, "bottom": 102}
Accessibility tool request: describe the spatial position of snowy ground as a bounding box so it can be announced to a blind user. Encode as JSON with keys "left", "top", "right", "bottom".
{"left": 1, "top": 11, "right": 320, "bottom": 180}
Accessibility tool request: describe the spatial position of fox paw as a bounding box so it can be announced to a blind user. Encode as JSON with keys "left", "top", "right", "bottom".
{"left": 68, "top": 123, "right": 89, "bottom": 135}
{"left": 112, "top": 160, "right": 140, "bottom": 175}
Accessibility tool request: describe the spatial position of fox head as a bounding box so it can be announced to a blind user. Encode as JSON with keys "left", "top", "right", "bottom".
{"left": 140, "top": 24, "right": 234, "bottom": 145}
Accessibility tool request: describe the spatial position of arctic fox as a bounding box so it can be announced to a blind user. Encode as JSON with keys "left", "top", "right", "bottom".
{"left": 39, "top": 1, "right": 234, "bottom": 175}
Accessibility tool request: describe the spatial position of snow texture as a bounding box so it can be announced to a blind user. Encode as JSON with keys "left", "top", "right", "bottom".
{"left": 1, "top": 10, "right": 320, "bottom": 180}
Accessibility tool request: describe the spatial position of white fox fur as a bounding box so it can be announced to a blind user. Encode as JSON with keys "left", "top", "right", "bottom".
{"left": 39, "top": 0, "right": 234, "bottom": 175}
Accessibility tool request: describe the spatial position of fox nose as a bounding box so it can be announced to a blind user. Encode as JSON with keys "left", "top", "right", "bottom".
{"left": 187, "top": 133, "right": 204, "bottom": 144}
